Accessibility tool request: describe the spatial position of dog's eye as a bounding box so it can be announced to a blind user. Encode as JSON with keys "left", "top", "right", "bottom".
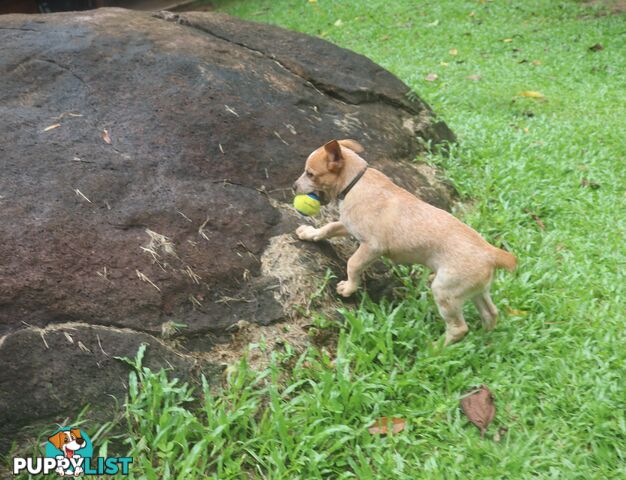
{"left": 306, "top": 171, "right": 314, "bottom": 178}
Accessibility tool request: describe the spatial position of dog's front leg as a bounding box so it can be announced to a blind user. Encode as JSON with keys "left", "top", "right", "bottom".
{"left": 337, "top": 243, "right": 379, "bottom": 297}
{"left": 296, "top": 221, "right": 348, "bottom": 242}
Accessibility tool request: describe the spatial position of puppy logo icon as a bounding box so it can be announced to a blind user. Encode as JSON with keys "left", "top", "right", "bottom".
{"left": 12, "top": 425, "right": 131, "bottom": 476}
{"left": 45, "top": 428, "right": 93, "bottom": 477}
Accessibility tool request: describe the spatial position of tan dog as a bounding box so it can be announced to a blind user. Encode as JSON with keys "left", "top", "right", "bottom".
{"left": 293, "top": 139, "right": 516, "bottom": 345}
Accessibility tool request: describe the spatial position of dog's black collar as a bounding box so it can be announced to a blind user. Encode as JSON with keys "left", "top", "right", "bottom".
{"left": 338, "top": 166, "right": 368, "bottom": 201}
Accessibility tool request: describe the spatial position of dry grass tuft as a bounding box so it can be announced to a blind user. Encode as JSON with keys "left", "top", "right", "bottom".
{"left": 145, "top": 229, "right": 176, "bottom": 257}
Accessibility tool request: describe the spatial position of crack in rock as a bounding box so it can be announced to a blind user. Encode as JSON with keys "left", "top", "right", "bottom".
{"left": 153, "top": 11, "right": 433, "bottom": 118}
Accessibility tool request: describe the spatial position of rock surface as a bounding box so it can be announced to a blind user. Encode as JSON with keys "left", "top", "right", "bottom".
{"left": 0, "top": 8, "right": 455, "bottom": 452}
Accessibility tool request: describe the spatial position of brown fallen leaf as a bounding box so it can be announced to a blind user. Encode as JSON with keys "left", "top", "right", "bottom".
{"left": 460, "top": 385, "right": 495, "bottom": 438}
{"left": 467, "top": 74, "right": 481, "bottom": 81}
{"left": 580, "top": 178, "right": 601, "bottom": 189}
{"left": 368, "top": 417, "right": 406, "bottom": 435}
{"left": 425, "top": 73, "right": 438, "bottom": 82}
{"left": 506, "top": 308, "right": 528, "bottom": 316}
{"left": 43, "top": 123, "right": 61, "bottom": 132}
{"left": 102, "top": 129, "right": 112, "bottom": 144}
{"left": 449, "top": 48, "right": 458, "bottom": 56}
{"left": 532, "top": 59, "right": 542, "bottom": 66}
{"left": 588, "top": 43, "right": 603, "bottom": 52}
{"left": 528, "top": 212, "right": 545, "bottom": 230}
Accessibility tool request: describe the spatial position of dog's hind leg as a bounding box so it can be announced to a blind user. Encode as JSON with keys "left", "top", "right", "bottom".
{"left": 472, "top": 290, "right": 499, "bottom": 331}
{"left": 296, "top": 221, "right": 348, "bottom": 242}
{"left": 431, "top": 273, "right": 469, "bottom": 346}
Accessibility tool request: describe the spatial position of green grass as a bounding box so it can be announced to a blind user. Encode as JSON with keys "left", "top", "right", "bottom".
{"left": 19, "top": 1, "right": 626, "bottom": 478}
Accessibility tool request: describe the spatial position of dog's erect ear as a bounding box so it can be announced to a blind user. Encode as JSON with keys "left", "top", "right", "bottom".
{"left": 48, "top": 432, "right": 65, "bottom": 449}
{"left": 324, "top": 140, "right": 343, "bottom": 172}
{"left": 338, "top": 139, "right": 364, "bottom": 153}
{"left": 70, "top": 428, "right": 82, "bottom": 440}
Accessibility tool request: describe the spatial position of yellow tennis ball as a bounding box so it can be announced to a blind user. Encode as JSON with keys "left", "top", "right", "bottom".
{"left": 293, "top": 193, "right": 321, "bottom": 216}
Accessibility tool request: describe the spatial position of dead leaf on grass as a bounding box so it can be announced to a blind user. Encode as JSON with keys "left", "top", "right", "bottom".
{"left": 527, "top": 211, "right": 546, "bottom": 230}
{"left": 460, "top": 385, "right": 495, "bottom": 438}
{"left": 467, "top": 74, "right": 481, "bottom": 81}
{"left": 588, "top": 43, "right": 604, "bottom": 52}
{"left": 368, "top": 417, "right": 406, "bottom": 435}
{"left": 580, "top": 178, "right": 601, "bottom": 189}
{"left": 518, "top": 90, "right": 545, "bottom": 99}
{"left": 506, "top": 308, "right": 528, "bottom": 316}
{"left": 449, "top": 48, "right": 458, "bottom": 56}
{"left": 425, "top": 73, "right": 438, "bottom": 82}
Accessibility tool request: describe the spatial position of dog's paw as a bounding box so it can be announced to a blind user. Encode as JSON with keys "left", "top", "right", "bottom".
{"left": 296, "top": 225, "right": 319, "bottom": 241}
{"left": 444, "top": 323, "right": 469, "bottom": 346}
{"left": 336, "top": 280, "right": 357, "bottom": 297}
{"left": 482, "top": 317, "right": 497, "bottom": 331}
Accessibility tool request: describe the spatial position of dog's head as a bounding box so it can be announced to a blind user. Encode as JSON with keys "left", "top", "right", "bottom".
{"left": 293, "top": 139, "right": 364, "bottom": 203}
{"left": 48, "top": 429, "right": 85, "bottom": 456}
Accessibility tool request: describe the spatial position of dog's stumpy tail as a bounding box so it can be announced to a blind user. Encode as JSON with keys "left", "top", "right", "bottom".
{"left": 492, "top": 247, "right": 517, "bottom": 272}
